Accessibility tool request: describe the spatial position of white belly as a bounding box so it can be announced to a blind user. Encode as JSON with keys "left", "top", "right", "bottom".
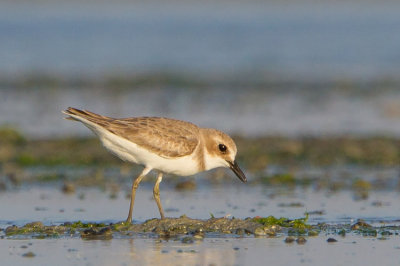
{"left": 89, "top": 124, "right": 200, "bottom": 176}
{"left": 101, "top": 133, "right": 200, "bottom": 176}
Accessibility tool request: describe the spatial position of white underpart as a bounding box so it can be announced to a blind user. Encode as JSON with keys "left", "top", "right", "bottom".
{"left": 204, "top": 152, "right": 231, "bottom": 171}
{"left": 64, "top": 113, "right": 202, "bottom": 176}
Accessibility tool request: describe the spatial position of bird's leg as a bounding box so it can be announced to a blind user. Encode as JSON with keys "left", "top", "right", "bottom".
{"left": 126, "top": 167, "right": 151, "bottom": 224}
{"left": 153, "top": 172, "right": 165, "bottom": 219}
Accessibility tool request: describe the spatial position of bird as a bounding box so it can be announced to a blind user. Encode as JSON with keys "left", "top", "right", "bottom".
{"left": 62, "top": 107, "right": 247, "bottom": 223}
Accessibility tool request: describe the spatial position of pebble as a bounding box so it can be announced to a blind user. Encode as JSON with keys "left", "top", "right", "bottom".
{"left": 193, "top": 229, "right": 205, "bottom": 239}
{"left": 351, "top": 220, "right": 372, "bottom": 230}
{"left": 235, "top": 228, "right": 245, "bottom": 235}
{"left": 284, "top": 236, "right": 296, "bottom": 243}
{"left": 62, "top": 182, "right": 75, "bottom": 194}
{"left": 327, "top": 238, "right": 338, "bottom": 243}
{"left": 22, "top": 252, "right": 35, "bottom": 258}
{"left": 80, "top": 227, "right": 112, "bottom": 239}
{"left": 181, "top": 236, "right": 194, "bottom": 244}
{"left": 5, "top": 225, "right": 18, "bottom": 234}
{"left": 296, "top": 237, "right": 307, "bottom": 244}
{"left": 25, "top": 221, "right": 44, "bottom": 228}
{"left": 254, "top": 227, "right": 266, "bottom": 236}
{"left": 308, "top": 231, "right": 319, "bottom": 236}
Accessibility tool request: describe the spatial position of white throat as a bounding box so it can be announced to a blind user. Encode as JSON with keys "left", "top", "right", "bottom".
{"left": 203, "top": 150, "right": 229, "bottom": 171}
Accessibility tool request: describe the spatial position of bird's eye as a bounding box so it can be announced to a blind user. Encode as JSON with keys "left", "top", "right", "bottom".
{"left": 218, "top": 144, "right": 227, "bottom": 153}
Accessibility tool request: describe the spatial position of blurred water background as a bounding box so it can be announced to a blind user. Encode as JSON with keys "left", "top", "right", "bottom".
{"left": 1, "top": 0, "right": 400, "bottom": 138}
{"left": 2, "top": 2, "right": 400, "bottom": 264}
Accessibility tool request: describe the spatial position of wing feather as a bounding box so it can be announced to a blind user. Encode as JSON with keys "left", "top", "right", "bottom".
{"left": 64, "top": 107, "right": 200, "bottom": 158}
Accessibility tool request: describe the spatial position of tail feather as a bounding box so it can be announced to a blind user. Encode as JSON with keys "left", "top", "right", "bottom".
{"left": 63, "top": 107, "right": 107, "bottom": 119}
{"left": 62, "top": 107, "right": 112, "bottom": 128}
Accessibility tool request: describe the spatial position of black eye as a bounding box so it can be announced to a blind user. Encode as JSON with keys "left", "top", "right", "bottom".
{"left": 218, "top": 144, "right": 227, "bottom": 153}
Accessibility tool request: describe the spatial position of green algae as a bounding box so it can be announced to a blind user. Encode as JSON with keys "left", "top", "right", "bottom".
{"left": 252, "top": 214, "right": 310, "bottom": 230}
{"left": 2, "top": 127, "right": 400, "bottom": 192}
{"left": 338, "top": 229, "right": 346, "bottom": 236}
{"left": 3, "top": 217, "right": 400, "bottom": 240}
{"left": 307, "top": 230, "right": 319, "bottom": 236}
{"left": 4, "top": 217, "right": 278, "bottom": 239}
{"left": 261, "top": 173, "right": 314, "bottom": 188}
{"left": 0, "top": 126, "right": 26, "bottom": 145}
{"left": 66, "top": 221, "right": 107, "bottom": 229}
{"left": 5, "top": 222, "right": 66, "bottom": 238}
{"left": 352, "top": 179, "right": 372, "bottom": 190}
{"left": 252, "top": 216, "right": 289, "bottom": 227}
{"left": 16, "top": 153, "right": 38, "bottom": 166}
{"left": 262, "top": 174, "right": 297, "bottom": 186}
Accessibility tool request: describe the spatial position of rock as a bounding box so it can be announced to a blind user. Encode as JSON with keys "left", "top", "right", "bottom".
{"left": 296, "top": 237, "right": 307, "bottom": 244}
{"left": 284, "top": 236, "right": 296, "bottom": 243}
{"left": 327, "top": 237, "right": 338, "bottom": 243}
{"left": 254, "top": 227, "right": 266, "bottom": 236}
{"left": 5, "top": 225, "right": 18, "bottom": 234}
{"left": 192, "top": 228, "right": 205, "bottom": 239}
{"left": 181, "top": 236, "right": 194, "bottom": 244}
{"left": 80, "top": 227, "right": 112, "bottom": 240}
{"left": 22, "top": 252, "right": 35, "bottom": 258}
{"left": 235, "top": 228, "right": 245, "bottom": 235}
{"left": 25, "top": 222, "right": 44, "bottom": 229}
{"left": 62, "top": 182, "right": 75, "bottom": 194}
{"left": 351, "top": 220, "right": 372, "bottom": 230}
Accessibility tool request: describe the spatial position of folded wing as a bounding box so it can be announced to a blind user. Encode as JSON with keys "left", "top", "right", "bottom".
{"left": 64, "top": 107, "right": 200, "bottom": 158}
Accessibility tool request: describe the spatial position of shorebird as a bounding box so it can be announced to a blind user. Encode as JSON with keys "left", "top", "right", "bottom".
{"left": 63, "top": 107, "right": 247, "bottom": 223}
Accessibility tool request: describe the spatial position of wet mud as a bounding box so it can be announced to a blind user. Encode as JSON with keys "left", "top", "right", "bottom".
{"left": 3, "top": 216, "right": 399, "bottom": 242}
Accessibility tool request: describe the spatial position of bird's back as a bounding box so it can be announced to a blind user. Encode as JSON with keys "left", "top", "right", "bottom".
{"left": 63, "top": 107, "right": 200, "bottom": 158}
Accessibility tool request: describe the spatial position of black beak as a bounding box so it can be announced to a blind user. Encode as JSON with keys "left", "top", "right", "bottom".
{"left": 228, "top": 161, "right": 247, "bottom": 183}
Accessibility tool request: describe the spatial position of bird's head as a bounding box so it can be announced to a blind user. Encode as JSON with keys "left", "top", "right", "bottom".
{"left": 201, "top": 128, "right": 247, "bottom": 183}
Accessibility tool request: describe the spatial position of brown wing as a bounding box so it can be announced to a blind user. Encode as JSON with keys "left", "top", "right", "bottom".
{"left": 64, "top": 107, "right": 200, "bottom": 158}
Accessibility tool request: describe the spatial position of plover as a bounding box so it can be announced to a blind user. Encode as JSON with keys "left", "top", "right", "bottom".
{"left": 63, "top": 107, "right": 247, "bottom": 223}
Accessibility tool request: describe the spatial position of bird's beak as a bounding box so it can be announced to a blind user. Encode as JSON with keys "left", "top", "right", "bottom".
{"left": 228, "top": 160, "right": 247, "bottom": 183}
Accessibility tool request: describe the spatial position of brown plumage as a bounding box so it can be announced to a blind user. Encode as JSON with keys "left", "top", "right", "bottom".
{"left": 64, "top": 107, "right": 200, "bottom": 158}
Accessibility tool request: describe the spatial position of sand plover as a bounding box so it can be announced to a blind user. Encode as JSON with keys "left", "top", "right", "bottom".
{"left": 63, "top": 107, "right": 247, "bottom": 223}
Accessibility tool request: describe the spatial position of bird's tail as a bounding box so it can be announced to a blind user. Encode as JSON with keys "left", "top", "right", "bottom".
{"left": 62, "top": 107, "right": 110, "bottom": 124}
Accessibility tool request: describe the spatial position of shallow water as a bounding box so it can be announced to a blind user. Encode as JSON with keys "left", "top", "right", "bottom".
{"left": 1, "top": 179, "right": 400, "bottom": 265}
{"left": 2, "top": 235, "right": 400, "bottom": 266}
{"left": 1, "top": 183, "right": 399, "bottom": 227}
